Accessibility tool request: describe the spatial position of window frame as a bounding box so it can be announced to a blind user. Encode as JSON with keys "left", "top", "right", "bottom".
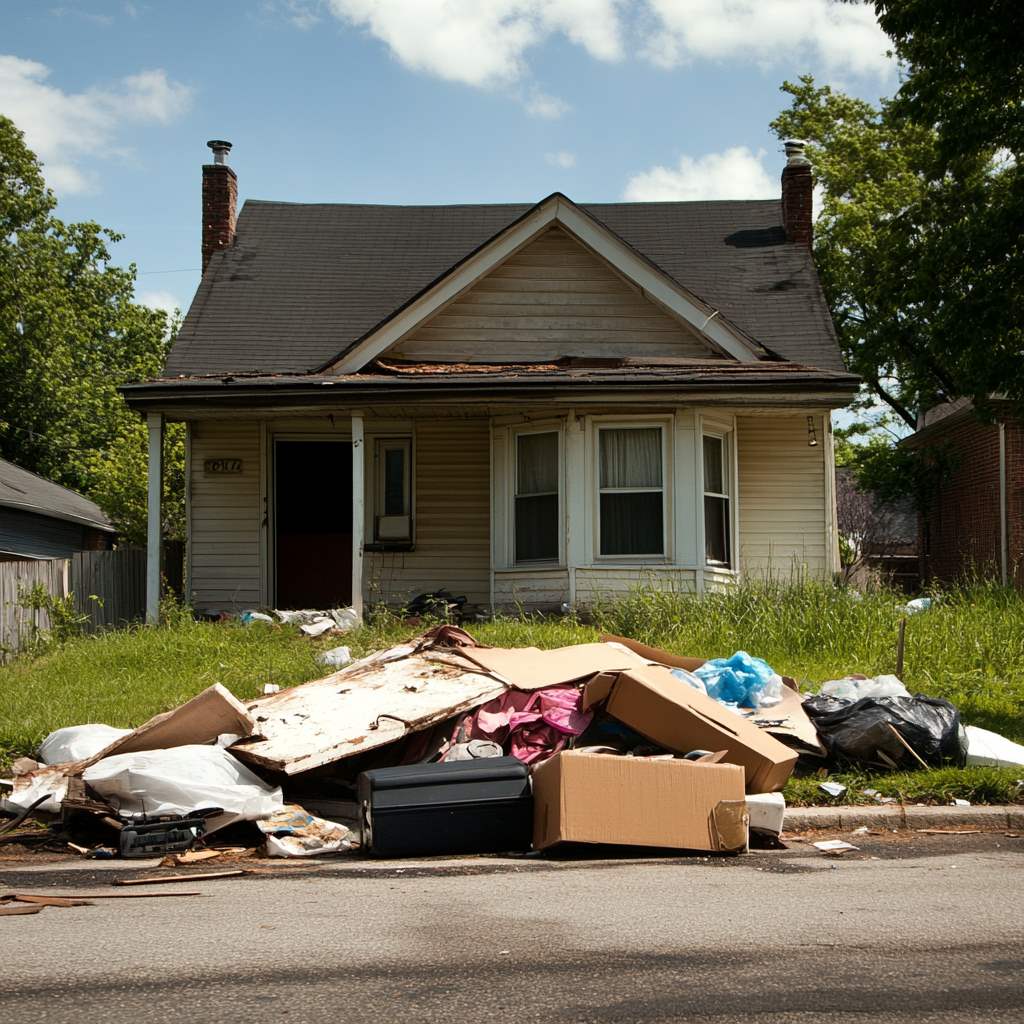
{"left": 702, "top": 429, "right": 733, "bottom": 569}
{"left": 594, "top": 420, "right": 670, "bottom": 562}
{"left": 373, "top": 436, "right": 412, "bottom": 542}
{"left": 510, "top": 425, "right": 564, "bottom": 567}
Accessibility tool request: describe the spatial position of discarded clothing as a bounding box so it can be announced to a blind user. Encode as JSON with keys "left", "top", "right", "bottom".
{"left": 449, "top": 684, "right": 593, "bottom": 765}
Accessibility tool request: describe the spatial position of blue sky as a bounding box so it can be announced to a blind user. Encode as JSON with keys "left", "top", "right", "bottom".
{"left": 2, "top": 1, "right": 897, "bottom": 317}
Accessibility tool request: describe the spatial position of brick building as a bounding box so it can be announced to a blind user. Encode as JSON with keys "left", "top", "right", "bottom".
{"left": 904, "top": 399, "right": 1023, "bottom": 587}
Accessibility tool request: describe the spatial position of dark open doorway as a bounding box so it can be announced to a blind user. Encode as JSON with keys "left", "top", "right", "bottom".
{"left": 274, "top": 439, "right": 352, "bottom": 608}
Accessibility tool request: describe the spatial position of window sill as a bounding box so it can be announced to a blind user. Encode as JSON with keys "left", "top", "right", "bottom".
{"left": 496, "top": 564, "right": 565, "bottom": 574}
{"left": 365, "top": 541, "right": 415, "bottom": 553}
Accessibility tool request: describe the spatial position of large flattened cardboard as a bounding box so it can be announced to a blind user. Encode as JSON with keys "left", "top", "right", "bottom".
{"left": 532, "top": 751, "right": 747, "bottom": 852}
{"left": 583, "top": 664, "right": 797, "bottom": 792}
{"left": 601, "top": 634, "right": 824, "bottom": 758}
{"left": 451, "top": 642, "right": 650, "bottom": 690}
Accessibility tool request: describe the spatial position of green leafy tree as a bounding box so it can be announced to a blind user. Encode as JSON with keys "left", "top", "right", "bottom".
{"left": 770, "top": 76, "right": 1012, "bottom": 427}
{"left": 0, "top": 115, "right": 183, "bottom": 544}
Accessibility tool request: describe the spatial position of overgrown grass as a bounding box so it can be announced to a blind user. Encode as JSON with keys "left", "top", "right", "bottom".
{"left": 2, "top": 580, "right": 1022, "bottom": 805}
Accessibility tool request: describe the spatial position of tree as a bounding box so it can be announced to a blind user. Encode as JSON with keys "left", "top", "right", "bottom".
{"left": 770, "top": 76, "right": 1015, "bottom": 428}
{"left": 0, "top": 115, "right": 183, "bottom": 544}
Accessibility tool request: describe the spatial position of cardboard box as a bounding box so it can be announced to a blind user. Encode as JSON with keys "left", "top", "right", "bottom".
{"left": 601, "top": 634, "right": 824, "bottom": 761}
{"left": 583, "top": 663, "right": 798, "bottom": 792}
{"left": 532, "top": 751, "right": 748, "bottom": 853}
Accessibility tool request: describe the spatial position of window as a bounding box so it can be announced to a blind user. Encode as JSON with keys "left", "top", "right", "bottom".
{"left": 598, "top": 426, "right": 664, "bottom": 556}
{"left": 374, "top": 438, "right": 411, "bottom": 541}
{"left": 703, "top": 434, "right": 731, "bottom": 565}
{"left": 515, "top": 430, "right": 559, "bottom": 563}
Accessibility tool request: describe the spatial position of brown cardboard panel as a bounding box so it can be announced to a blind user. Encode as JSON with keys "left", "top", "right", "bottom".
{"left": 583, "top": 664, "right": 797, "bottom": 792}
{"left": 600, "top": 634, "right": 824, "bottom": 759}
{"left": 452, "top": 642, "right": 650, "bottom": 691}
{"left": 532, "top": 751, "right": 747, "bottom": 852}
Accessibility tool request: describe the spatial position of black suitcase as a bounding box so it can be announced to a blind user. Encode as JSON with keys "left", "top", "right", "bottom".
{"left": 358, "top": 757, "right": 533, "bottom": 857}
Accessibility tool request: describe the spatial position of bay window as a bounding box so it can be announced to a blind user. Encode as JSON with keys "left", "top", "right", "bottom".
{"left": 598, "top": 426, "right": 664, "bottom": 556}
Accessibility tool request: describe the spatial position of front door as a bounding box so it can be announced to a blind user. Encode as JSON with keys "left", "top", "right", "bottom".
{"left": 274, "top": 439, "right": 352, "bottom": 608}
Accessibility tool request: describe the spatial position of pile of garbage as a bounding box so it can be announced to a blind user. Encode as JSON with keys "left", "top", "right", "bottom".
{"left": 3, "top": 626, "right": 1023, "bottom": 863}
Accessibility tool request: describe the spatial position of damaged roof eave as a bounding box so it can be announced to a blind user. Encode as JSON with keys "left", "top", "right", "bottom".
{"left": 120, "top": 375, "right": 861, "bottom": 418}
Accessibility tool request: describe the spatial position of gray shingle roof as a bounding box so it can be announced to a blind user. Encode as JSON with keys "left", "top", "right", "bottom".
{"left": 0, "top": 458, "right": 114, "bottom": 532}
{"left": 165, "top": 197, "right": 844, "bottom": 376}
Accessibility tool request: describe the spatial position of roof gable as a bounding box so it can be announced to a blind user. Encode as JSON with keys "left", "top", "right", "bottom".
{"left": 387, "top": 225, "right": 720, "bottom": 364}
{"left": 328, "top": 194, "right": 762, "bottom": 372}
{"left": 0, "top": 458, "right": 114, "bottom": 532}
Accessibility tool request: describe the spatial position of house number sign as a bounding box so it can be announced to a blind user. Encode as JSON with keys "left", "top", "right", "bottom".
{"left": 204, "top": 458, "right": 243, "bottom": 474}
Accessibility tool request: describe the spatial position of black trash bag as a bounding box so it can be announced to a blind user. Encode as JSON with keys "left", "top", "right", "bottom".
{"left": 802, "top": 694, "right": 967, "bottom": 770}
{"left": 406, "top": 590, "right": 467, "bottom": 618}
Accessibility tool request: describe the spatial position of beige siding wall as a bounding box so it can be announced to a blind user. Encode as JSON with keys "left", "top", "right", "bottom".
{"left": 365, "top": 418, "right": 490, "bottom": 608}
{"left": 391, "top": 226, "right": 716, "bottom": 363}
{"left": 737, "top": 414, "right": 829, "bottom": 579}
{"left": 189, "top": 420, "right": 262, "bottom": 610}
{"left": 575, "top": 567, "right": 697, "bottom": 607}
{"left": 493, "top": 569, "right": 569, "bottom": 612}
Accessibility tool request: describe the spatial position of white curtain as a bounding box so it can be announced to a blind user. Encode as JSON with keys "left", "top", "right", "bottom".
{"left": 517, "top": 432, "right": 558, "bottom": 495}
{"left": 600, "top": 428, "right": 661, "bottom": 489}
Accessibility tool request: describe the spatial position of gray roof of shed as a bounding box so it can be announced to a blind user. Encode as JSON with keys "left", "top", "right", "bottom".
{"left": 165, "top": 197, "right": 844, "bottom": 377}
{"left": 0, "top": 458, "right": 114, "bottom": 532}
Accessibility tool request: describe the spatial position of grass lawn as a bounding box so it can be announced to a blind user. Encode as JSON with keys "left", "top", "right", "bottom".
{"left": 2, "top": 581, "right": 1022, "bottom": 805}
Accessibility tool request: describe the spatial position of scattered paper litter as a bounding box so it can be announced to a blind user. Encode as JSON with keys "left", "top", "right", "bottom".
{"left": 819, "top": 781, "right": 847, "bottom": 798}
{"left": 813, "top": 839, "right": 858, "bottom": 853}
{"left": 951, "top": 798, "right": 972, "bottom": 807}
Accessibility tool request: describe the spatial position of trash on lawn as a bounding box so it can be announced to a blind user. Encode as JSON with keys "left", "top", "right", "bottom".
{"left": 240, "top": 611, "right": 275, "bottom": 625}
{"left": 951, "top": 798, "right": 971, "bottom": 807}
{"left": 905, "top": 597, "right": 933, "bottom": 615}
{"left": 532, "top": 751, "right": 748, "bottom": 853}
{"left": 5, "top": 624, "right": 1001, "bottom": 867}
{"left": 38, "top": 725, "right": 132, "bottom": 765}
{"left": 316, "top": 645, "right": 353, "bottom": 670}
{"left": 817, "top": 674, "right": 910, "bottom": 702}
{"left": 746, "top": 791, "right": 786, "bottom": 837}
{"left": 359, "top": 757, "right": 533, "bottom": 857}
{"left": 257, "top": 804, "right": 353, "bottom": 857}
{"left": 82, "top": 746, "right": 283, "bottom": 833}
{"left": 819, "top": 781, "right": 847, "bottom": 798}
{"left": 802, "top": 693, "right": 966, "bottom": 770}
{"left": 692, "top": 651, "right": 784, "bottom": 709}
{"left": 964, "top": 725, "right": 1024, "bottom": 769}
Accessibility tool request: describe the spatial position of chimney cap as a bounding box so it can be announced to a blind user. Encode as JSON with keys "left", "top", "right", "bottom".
{"left": 206, "top": 139, "right": 233, "bottom": 165}
{"left": 784, "top": 139, "right": 810, "bottom": 166}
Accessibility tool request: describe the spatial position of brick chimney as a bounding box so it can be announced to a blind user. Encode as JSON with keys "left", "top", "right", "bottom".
{"left": 202, "top": 139, "right": 236, "bottom": 273}
{"left": 781, "top": 139, "right": 812, "bottom": 249}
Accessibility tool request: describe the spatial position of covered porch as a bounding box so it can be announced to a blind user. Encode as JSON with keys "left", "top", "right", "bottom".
{"left": 139, "top": 395, "right": 841, "bottom": 622}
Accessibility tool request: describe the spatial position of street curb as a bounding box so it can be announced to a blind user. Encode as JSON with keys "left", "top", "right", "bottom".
{"left": 784, "top": 804, "right": 1024, "bottom": 832}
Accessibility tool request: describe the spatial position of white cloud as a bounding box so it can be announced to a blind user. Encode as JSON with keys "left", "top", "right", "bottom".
{"left": 323, "top": 0, "right": 621, "bottom": 114}
{"left": 525, "top": 88, "right": 570, "bottom": 119}
{"left": 137, "top": 289, "right": 182, "bottom": 317}
{"left": 624, "top": 146, "right": 776, "bottom": 201}
{"left": 641, "top": 0, "right": 893, "bottom": 78}
{"left": 0, "top": 55, "right": 193, "bottom": 194}
{"left": 546, "top": 150, "right": 576, "bottom": 168}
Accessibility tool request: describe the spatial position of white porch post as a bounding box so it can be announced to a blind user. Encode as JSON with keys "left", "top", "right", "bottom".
{"left": 351, "top": 412, "right": 365, "bottom": 619}
{"left": 145, "top": 412, "right": 164, "bottom": 624}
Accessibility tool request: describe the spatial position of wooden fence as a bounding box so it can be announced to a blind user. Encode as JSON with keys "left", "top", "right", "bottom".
{"left": 0, "top": 548, "right": 149, "bottom": 659}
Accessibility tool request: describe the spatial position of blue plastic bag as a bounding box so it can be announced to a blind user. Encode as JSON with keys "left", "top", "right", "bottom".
{"left": 693, "top": 651, "right": 777, "bottom": 709}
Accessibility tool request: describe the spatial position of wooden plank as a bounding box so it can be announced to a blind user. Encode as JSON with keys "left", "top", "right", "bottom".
{"left": 114, "top": 870, "right": 247, "bottom": 886}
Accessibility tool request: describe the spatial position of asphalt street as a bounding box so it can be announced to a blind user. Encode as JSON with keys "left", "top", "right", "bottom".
{"left": 2, "top": 835, "right": 1023, "bottom": 1023}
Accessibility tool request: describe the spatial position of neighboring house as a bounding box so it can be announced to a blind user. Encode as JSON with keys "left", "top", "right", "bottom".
{"left": 903, "top": 399, "right": 1023, "bottom": 588}
{"left": 122, "top": 140, "right": 859, "bottom": 620}
{"left": 835, "top": 466, "right": 918, "bottom": 592}
{"left": 0, "top": 458, "right": 115, "bottom": 561}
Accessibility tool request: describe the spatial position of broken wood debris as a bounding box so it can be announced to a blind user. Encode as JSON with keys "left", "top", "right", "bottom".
{"left": 113, "top": 869, "right": 248, "bottom": 886}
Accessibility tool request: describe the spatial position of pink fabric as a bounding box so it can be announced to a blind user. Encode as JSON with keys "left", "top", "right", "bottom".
{"left": 449, "top": 684, "right": 592, "bottom": 765}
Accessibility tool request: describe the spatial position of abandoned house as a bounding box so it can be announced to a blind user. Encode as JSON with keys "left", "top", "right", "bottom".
{"left": 122, "top": 139, "right": 859, "bottom": 620}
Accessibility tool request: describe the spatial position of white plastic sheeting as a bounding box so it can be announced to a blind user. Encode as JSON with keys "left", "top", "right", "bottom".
{"left": 965, "top": 726, "right": 1024, "bottom": 768}
{"left": 38, "top": 724, "right": 132, "bottom": 765}
{"left": 82, "top": 745, "right": 284, "bottom": 832}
